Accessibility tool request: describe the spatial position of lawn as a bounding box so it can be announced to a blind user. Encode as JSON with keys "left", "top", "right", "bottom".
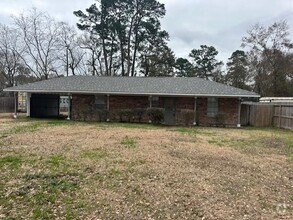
{"left": 0, "top": 114, "right": 292, "bottom": 219}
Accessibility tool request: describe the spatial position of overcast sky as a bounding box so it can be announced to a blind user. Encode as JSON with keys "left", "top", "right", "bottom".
{"left": 0, "top": 0, "right": 293, "bottom": 63}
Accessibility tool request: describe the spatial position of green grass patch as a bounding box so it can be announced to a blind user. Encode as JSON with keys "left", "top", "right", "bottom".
{"left": 23, "top": 173, "right": 80, "bottom": 191}
{"left": 46, "top": 120, "right": 73, "bottom": 126}
{"left": 208, "top": 134, "right": 293, "bottom": 156}
{"left": 174, "top": 127, "right": 197, "bottom": 135}
{"left": 13, "top": 123, "right": 42, "bottom": 134}
{"left": 47, "top": 154, "right": 66, "bottom": 168}
{"left": 0, "top": 154, "right": 22, "bottom": 169}
{"left": 42, "top": 178, "right": 79, "bottom": 192}
{"left": 32, "top": 192, "right": 57, "bottom": 205}
{"left": 81, "top": 149, "right": 107, "bottom": 160}
{"left": 97, "top": 122, "right": 157, "bottom": 129}
{"left": 32, "top": 207, "right": 53, "bottom": 220}
{"left": 109, "top": 168, "right": 122, "bottom": 177}
{"left": 0, "top": 172, "right": 82, "bottom": 219}
{"left": 121, "top": 136, "right": 137, "bottom": 149}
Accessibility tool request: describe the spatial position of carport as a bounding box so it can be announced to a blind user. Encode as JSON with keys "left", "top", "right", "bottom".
{"left": 25, "top": 93, "right": 71, "bottom": 119}
{"left": 29, "top": 94, "right": 60, "bottom": 118}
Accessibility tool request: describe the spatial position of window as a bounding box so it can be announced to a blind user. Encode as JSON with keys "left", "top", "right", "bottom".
{"left": 207, "top": 98, "right": 218, "bottom": 117}
{"left": 149, "top": 96, "right": 160, "bottom": 108}
{"left": 95, "top": 95, "right": 106, "bottom": 109}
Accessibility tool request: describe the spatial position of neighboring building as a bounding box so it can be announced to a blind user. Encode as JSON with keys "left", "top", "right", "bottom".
{"left": 60, "top": 96, "right": 69, "bottom": 112}
{"left": 260, "top": 97, "right": 293, "bottom": 103}
{"left": 18, "top": 92, "right": 27, "bottom": 112}
{"left": 4, "top": 76, "right": 259, "bottom": 126}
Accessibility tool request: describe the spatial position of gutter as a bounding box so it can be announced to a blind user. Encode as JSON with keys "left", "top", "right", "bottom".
{"left": 3, "top": 88, "right": 260, "bottom": 98}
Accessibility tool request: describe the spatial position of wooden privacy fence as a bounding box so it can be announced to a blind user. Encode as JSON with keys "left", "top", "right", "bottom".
{"left": 273, "top": 105, "right": 293, "bottom": 130}
{"left": 0, "top": 97, "right": 14, "bottom": 113}
{"left": 241, "top": 103, "right": 293, "bottom": 130}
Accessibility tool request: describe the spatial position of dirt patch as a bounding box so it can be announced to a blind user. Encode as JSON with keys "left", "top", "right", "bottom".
{"left": 0, "top": 115, "right": 292, "bottom": 219}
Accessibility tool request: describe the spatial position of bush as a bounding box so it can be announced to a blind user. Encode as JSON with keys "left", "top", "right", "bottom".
{"left": 115, "top": 109, "right": 134, "bottom": 122}
{"left": 111, "top": 109, "right": 146, "bottom": 123}
{"left": 133, "top": 108, "right": 146, "bottom": 122}
{"left": 147, "top": 108, "right": 165, "bottom": 124}
{"left": 78, "top": 107, "right": 90, "bottom": 121}
{"left": 181, "top": 109, "right": 194, "bottom": 126}
{"left": 94, "top": 109, "right": 109, "bottom": 122}
{"left": 215, "top": 113, "right": 226, "bottom": 127}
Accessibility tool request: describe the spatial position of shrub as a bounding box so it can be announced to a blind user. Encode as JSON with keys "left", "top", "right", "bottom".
{"left": 147, "top": 108, "right": 165, "bottom": 124}
{"left": 133, "top": 108, "right": 146, "bottom": 122}
{"left": 78, "top": 108, "right": 90, "bottom": 121}
{"left": 94, "top": 109, "right": 109, "bottom": 122}
{"left": 115, "top": 109, "right": 134, "bottom": 122}
{"left": 215, "top": 113, "right": 226, "bottom": 127}
{"left": 181, "top": 109, "right": 194, "bottom": 126}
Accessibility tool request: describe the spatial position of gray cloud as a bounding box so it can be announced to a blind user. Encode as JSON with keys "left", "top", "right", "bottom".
{"left": 161, "top": 0, "right": 293, "bottom": 61}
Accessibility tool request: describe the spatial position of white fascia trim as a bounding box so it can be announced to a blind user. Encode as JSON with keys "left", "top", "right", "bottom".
{"left": 3, "top": 89, "right": 261, "bottom": 98}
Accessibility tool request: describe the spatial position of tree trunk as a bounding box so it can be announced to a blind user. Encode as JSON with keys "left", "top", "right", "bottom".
{"left": 119, "top": 37, "right": 125, "bottom": 76}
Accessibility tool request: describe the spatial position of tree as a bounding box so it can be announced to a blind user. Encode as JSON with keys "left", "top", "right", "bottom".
{"left": 139, "top": 29, "right": 175, "bottom": 77}
{"left": 74, "top": 0, "right": 167, "bottom": 76}
{"left": 242, "top": 21, "right": 293, "bottom": 96}
{"left": 189, "top": 45, "right": 223, "bottom": 81}
{"left": 79, "top": 33, "right": 103, "bottom": 76}
{"left": 174, "top": 58, "right": 194, "bottom": 77}
{"left": 13, "top": 8, "right": 62, "bottom": 80}
{"left": 58, "top": 22, "right": 86, "bottom": 76}
{"left": 0, "top": 24, "right": 26, "bottom": 90}
{"left": 140, "top": 44, "right": 175, "bottom": 77}
{"left": 226, "top": 50, "right": 251, "bottom": 90}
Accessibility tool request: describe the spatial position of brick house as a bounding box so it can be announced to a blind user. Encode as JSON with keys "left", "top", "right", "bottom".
{"left": 4, "top": 76, "right": 259, "bottom": 126}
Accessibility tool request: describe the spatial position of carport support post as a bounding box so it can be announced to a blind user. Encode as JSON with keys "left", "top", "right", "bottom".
{"left": 149, "top": 95, "right": 152, "bottom": 108}
{"left": 13, "top": 91, "right": 18, "bottom": 119}
{"left": 193, "top": 97, "right": 197, "bottom": 125}
{"left": 26, "top": 93, "right": 31, "bottom": 117}
{"left": 107, "top": 94, "right": 110, "bottom": 122}
{"left": 149, "top": 96, "right": 152, "bottom": 123}
{"left": 67, "top": 94, "right": 71, "bottom": 120}
{"left": 237, "top": 98, "right": 241, "bottom": 128}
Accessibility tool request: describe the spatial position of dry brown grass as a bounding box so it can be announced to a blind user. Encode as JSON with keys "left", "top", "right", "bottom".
{"left": 0, "top": 115, "right": 292, "bottom": 219}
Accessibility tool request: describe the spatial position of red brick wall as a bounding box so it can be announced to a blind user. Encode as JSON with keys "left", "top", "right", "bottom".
{"left": 109, "top": 96, "right": 149, "bottom": 110}
{"left": 71, "top": 94, "right": 95, "bottom": 121}
{"left": 197, "top": 98, "right": 239, "bottom": 126}
{"left": 175, "top": 97, "right": 195, "bottom": 125}
{"left": 71, "top": 94, "right": 240, "bottom": 126}
{"left": 71, "top": 95, "right": 150, "bottom": 122}
{"left": 109, "top": 96, "right": 149, "bottom": 122}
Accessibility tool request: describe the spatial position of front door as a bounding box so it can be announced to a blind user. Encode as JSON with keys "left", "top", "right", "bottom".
{"left": 164, "top": 98, "right": 176, "bottom": 125}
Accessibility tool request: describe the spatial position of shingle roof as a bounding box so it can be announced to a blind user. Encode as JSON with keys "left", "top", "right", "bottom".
{"left": 4, "top": 76, "right": 259, "bottom": 97}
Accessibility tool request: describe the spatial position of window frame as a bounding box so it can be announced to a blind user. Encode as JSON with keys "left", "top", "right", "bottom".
{"left": 207, "top": 97, "right": 219, "bottom": 117}
{"left": 94, "top": 95, "right": 106, "bottom": 110}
